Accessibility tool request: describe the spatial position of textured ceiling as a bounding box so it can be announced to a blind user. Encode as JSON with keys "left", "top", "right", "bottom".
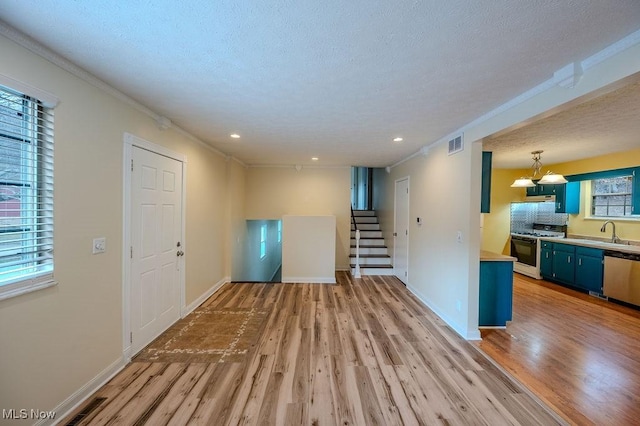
{"left": 484, "top": 77, "right": 640, "bottom": 169}
{"left": 1, "top": 1, "right": 639, "bottom": 167}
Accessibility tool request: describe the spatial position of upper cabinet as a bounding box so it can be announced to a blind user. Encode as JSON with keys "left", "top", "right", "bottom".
{"left": 554, "top": 181, "right": 580, "bottom": 214}
{"left": 481, "top": 152, "right": 492, "bottom": 213}
{"left": 525, "top": 181, "right": 580, "bottom": 214}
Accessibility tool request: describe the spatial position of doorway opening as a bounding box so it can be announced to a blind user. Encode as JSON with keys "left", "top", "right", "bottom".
{"left": 351, "top": 167, "right": 373, "bottom": 210}
{"left": 233, "top": 219, "right": 282, "bottom": 282}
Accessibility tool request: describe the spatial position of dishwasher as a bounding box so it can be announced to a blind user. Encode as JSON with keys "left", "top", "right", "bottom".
{"left": 603, "top": 250, "right": 640, "bottom": 306}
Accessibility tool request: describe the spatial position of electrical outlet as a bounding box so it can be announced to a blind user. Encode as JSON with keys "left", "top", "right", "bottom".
{"left": 93, "top": 237, "right": 106, "bottom": 254}
{"left": 456, "top": 231, "right": 463, "bottom": 243}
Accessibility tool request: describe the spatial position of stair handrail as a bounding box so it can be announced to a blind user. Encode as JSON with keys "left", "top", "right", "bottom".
{"left": 351, "top": 206, "right": 361, "bottom": 278}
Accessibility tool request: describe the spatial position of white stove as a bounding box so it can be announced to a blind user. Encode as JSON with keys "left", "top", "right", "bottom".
{"left": 510, "top": 224, "right": 566, "bottom": 279}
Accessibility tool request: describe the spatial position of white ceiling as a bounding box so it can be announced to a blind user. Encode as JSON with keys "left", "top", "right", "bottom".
{"left": 1, "top": 1, "right": 639, "bottom": 167}
{"left": 484, "top": 77, "right": 640, "bottom": 169}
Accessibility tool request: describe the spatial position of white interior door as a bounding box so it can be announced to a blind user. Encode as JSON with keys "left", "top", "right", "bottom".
{"left": 394, "top": 178, "right": 409, "bottom": 284}
{"left": 130, "top": 146, "right": 183, "bottom": 355}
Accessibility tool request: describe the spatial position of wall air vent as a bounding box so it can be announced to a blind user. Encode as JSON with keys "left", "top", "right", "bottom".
{"left": 448, "top": 134, "right": 464, "bottom": 155}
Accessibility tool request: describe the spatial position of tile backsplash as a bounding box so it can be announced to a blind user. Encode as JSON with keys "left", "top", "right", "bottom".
{"left": 510, "top": 201, "right": 568, "bottom": 232}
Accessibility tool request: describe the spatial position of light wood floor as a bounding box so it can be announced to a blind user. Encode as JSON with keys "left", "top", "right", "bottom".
{"left": 62, "top": 272, "right": 561, "bottom": 425}
{"left": 477, "top": 273, "right": 640, "bottom": 426}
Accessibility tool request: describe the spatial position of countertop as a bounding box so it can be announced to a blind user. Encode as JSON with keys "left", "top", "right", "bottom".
{"left": 538, "top": 237, "right": 640, "bottom": 255}
{"left": 480, "top": 250, "right": 516, "bottom": 262}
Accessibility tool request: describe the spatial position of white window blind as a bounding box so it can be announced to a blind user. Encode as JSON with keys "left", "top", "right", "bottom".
{"left": 0, "top": 84, "right": 54, "bottom": 296}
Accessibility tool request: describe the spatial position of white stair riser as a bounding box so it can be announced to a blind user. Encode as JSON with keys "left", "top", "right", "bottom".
{"left": 351, "top": 267, "right": 395, "bottom": 276}
{"left": 355, "top": 238, "right": 385, "bottom": 246}
{"left": 353, "top": 216, "right": 378, "bottom": 224}
{"left": 351, "top": 223, "right": 380, "bottom": 231}
{"left": 350, "top": 257, "right": 391, "bottom": 265}
{"left": 351, "top": 231, "right": 382, "bottom": 238}
{"left": 350, "top": 247, "right": 387, "bottom": 255}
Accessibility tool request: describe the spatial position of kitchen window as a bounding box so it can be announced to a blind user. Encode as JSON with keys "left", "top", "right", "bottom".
{"left": 591, "top": 176, "right": 633, "bottom": 217}
{"left": 0, "top": 83, "right": 55, "bottom": 300}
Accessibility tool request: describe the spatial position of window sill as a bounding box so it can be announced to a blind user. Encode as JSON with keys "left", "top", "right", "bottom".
{"left": 0, "top": 279, "right": 58, "bottom": 302}
{"left": 584, "top": 216, "right": 640, "bottom": 223}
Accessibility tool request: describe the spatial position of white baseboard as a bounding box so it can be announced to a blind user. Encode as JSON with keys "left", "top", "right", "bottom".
{"left": 406, "top": 283, "right": 481, "bottom": 341}
{"left": 38, "top": 357, "right": 126, "bottom": 426}
{"left": 183, "top": 276, "right": 229, "bottom": 317}
{"left": 282, "top": 276, "right": 336, "bottom": 284}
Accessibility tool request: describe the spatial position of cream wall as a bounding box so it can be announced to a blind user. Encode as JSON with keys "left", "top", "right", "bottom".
{"left": 0, "top": 35, "right": 233, "bottom": 420}
{"left": 282, "top": 216, "right": 336, "bottom": 283}
{"left": 377, "top": 142, "right": 482, "bottom": 339}
{"left": 227, "top": 159, "right": 248, "bottom": 280}
{"left": 244, "top": 167, "right": 351, "bottom": 270}
{"left": 378, "top": 39, "right": 640, "bottom": 340}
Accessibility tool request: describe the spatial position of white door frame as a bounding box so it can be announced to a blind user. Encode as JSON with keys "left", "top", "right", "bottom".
{"left": 122, "top": 132, "right": 187, "bottom": 361}
{"left": 394, "top": 176, "right": 410, "bottom": 284}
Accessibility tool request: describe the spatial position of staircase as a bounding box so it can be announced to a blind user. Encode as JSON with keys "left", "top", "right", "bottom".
{"left": 350, "top": 210, "right": 394, "bottom": 276}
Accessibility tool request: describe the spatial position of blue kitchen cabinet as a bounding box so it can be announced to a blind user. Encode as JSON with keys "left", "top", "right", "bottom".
{"left": 525, "top": 180, "right": 554, "bottom": 196}
{"left": 554, "top": 182, "right": 580, "bottom": 214}
{"left": 540, "top": 241, "right": 553, "bottom": 279}
{"left": 552, "top": 243, "right": 576, "bottom": 285}
{"left": 479, "top": 260, "right": 513, "bottom": 327}
{"left": 523, "top": 181, "right": 580, "bottom": 214}
{"left": 481, "top": 152, "right": 492, "bottom": 213}
{"left": 537, "top": 182, "right": 556, "bottom": 196}
{"left": 575, "top": 246, "right": 604, "bottom": 294}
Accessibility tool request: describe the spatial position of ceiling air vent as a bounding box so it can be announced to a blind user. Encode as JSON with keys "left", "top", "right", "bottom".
{"left": 448, "top": 134, "right": 464, "bottom": 155}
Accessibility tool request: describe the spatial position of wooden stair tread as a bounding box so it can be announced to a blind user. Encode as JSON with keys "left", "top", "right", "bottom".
{"left": 349, "top": 254, "right": 390, "bottom": 258}
{"left": 350, "top": 245, "right": 388, "bottom": 248}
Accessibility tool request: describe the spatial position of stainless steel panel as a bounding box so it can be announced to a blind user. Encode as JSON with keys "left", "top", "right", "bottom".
{"left": 603, "top": 256, "right": 640, "bottom": 306}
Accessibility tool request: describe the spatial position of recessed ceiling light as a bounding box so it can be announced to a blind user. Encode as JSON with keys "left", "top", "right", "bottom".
{"left": 311, "top": 157, "right": 319, "bottom": 161}
{"left": 230, "top": 133, "right": 240, "bottom": 139}
{"left": 393, "top": 137, "right": 403, "bottom": 142}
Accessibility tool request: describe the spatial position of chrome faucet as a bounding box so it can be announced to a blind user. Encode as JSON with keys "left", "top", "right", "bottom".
{"left": 600, "top": 220, "right": 621, "bottom": 243}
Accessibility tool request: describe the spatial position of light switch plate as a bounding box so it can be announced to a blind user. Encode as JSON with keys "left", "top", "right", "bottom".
{"left": 93, "top": 237, "right": 106, "bottom": 254}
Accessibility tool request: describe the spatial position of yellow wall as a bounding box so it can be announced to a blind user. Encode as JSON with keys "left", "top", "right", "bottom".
{"left": 481, "top": 147, "right": 640, "bottom": 254}
{"left": 549, "top": 148, "right": 640, "bottom": 242}
{"left": 0, "top": 34, "right": 235, "bottom": 418}
{"left": 244, "top": 166, "right": 351, "bottom": 270}
{"left": 481, "top": 168, "right": 527, "bottom": 254}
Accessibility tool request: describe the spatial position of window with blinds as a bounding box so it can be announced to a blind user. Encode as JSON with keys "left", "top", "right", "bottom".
{"left": 0, "top": 84, "right": 54, "bottom": 297}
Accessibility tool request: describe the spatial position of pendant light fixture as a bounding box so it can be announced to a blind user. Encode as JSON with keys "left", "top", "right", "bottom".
{"left": 537, "top": 170, "right": 568, "bottom": 184}
{"left": 510, "top": 150, "right": 567, "bottom": 187}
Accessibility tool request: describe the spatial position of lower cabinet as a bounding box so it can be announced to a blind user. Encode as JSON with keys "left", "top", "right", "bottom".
{"left": 479, "top": 260, "right": 513, "bottom": 327}
{"left": 540, "top": 241, "right": 553, "bottom": 278}
{"left": 552, "top": 243, "right": 575, "bottom": 285}
{"left": 575, "top": 247, "right": 604, "bottom": 293}
{"left": 540, "top": 241, "right": 604, "bottom": 294}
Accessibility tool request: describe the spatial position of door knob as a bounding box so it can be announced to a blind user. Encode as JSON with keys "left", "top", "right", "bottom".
{"left": 176, "top": 250, "right": 184, "bottom": 257}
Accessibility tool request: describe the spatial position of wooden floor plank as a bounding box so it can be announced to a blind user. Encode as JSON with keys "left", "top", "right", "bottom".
{"left": 476, "top": 273, "right": 640, "bottom": 426}
{"left": 143, "top": 364, "right": 208, "bottom": 426}
{"left": 65, "top": 271, "right": 565, "bottom": 426}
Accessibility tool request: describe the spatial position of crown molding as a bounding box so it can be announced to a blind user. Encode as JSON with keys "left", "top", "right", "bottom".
{"left": 248, "top": 164, "right": 350, "bottom": 169}
{"left": 0, "top": 20, "right": 238, "bottom": 162}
